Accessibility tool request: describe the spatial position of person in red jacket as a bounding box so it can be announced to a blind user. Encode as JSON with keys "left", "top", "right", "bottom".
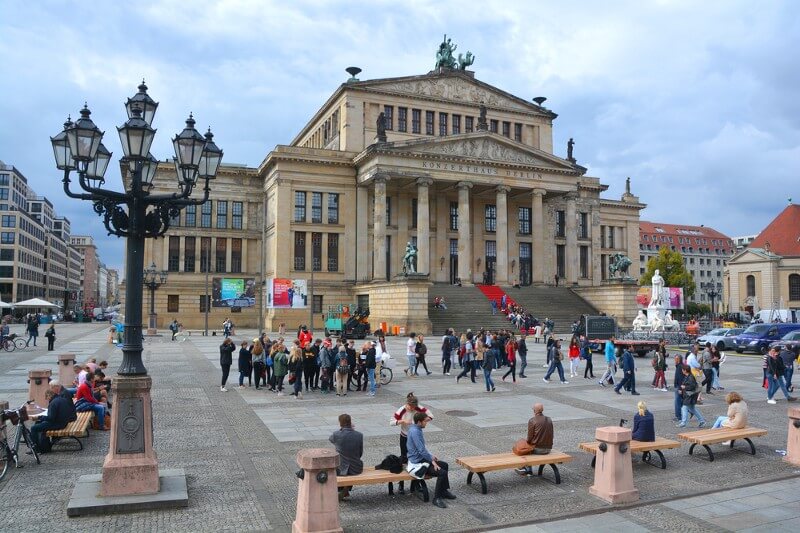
{"left": 298, "top": 325, "right": 313, "bottom": 349}
{"left": 502, "top": 335, "right": 518, "bottom": 383}
{"left": 74, "top": 374, "right": 107, "bottom": 429}
{"left": 568, "top": 336, "right": 581, "bottom": 378}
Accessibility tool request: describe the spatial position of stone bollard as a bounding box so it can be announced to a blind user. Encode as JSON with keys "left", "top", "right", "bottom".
{"left": 292, "top": 448, "right": 342, "bottom": 533}
{"left": 785, "top": 407, "right": 800, "bottom": 467}
{"left": 27, "top": 369, "right": 52, "bottom": 408}
{"left": 58, "top": 353, "right": 76, "bottom": 385}
{"left": 589, "top": 426, "right": 639, "bottom": 504}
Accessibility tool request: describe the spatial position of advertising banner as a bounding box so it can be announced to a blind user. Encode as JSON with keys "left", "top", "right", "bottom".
{"left": 212, "top": 278, "right": 256, "bottom": 308}
{"left": 268, "top": 278, "right": 308, "bottom": 308}
{"left": 636, "top": 287, "right": 684, "bottom": 310}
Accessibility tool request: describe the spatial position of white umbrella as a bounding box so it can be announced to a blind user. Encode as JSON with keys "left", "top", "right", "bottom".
{"left": 0, "top": 300, "right": 12, "bottom": 308}
{"left": 13, "top": 298, "right": 60, "bottom": 308}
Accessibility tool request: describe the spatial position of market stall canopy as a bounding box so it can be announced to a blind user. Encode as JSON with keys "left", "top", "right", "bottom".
{"left": 0, "top": 300, "right": 12, "bottom": 308}
{"left": 13, "top": 298, "right": 60, "bottom": 308}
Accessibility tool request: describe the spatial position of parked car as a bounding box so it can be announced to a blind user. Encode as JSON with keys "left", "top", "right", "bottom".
{"left": 769, "top": 330, "right": 800, "bottom": 356}
{"left": 697, "top": 328, "right": 744, "bottom": 351}
{"left": 733, "top": 323, "right": 800, "bottom": 354}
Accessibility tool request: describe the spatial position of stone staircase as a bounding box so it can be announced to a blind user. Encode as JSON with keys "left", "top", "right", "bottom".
{"left": 500, "top": 285, "right": 599, "bottom": 335}
{"left": 428, "top": 284, "right": 516, "bottom": 335}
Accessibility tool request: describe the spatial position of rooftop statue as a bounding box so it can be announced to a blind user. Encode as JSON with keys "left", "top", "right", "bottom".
{"left": 435, "top": 35, "right": 475, "bottom": 70}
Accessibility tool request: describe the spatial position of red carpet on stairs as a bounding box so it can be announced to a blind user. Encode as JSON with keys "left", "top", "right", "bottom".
{"left": 476, "top": 284, "right": 517, "bottom": 309}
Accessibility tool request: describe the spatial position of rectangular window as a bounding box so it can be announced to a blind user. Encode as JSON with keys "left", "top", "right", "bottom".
{"left": 0, "top": 249, "right": 14, "bottom": 261}
{"left": 555, "top": 210, "right": 566, "bottom": 238}
{"left": 200, "top": 201, "right": 212, "bottom": 228}
{"left": 312, "top": 295, "right": 323, "bottom": 314}
{"left": 312, "top": 232, "right": 322, "bottom": 271}
{"left": 383, "top": 105, "right": 393, "bottom": 130}
{"left": 1, "top": 215, "right": 15, "bottom": 227}
{"left": 485, "top": 240, "right": 496, "bottom": 259}
{"left": 327, "top": 193, "right": 339, "bottom": 224}
{"left": 502, "top": 121, "right": 511, "bottom": 138}
{"left": 439, "top": 113, "right": 448, "bottom": 136}
{"left": 168, "top": 236, "right": 180, "bottom": 272}
{"left": 490, "top": 119, "right": 498, "bottom": 133}
{"left": 216, "top": 201, "right": 228, "bottom": 229}
{"left": 484, "top": 204, "right": 497, "bottom": 232}
{"left": 608, "top": 227, "right": 615, "bottom": 249}
{"left": 425, "top": 111, "right": 434, "bottom": 135}
{"left": 579, "top": 212, "right": 589, "bottom": 239}
{"left": 184, "top": 237, "right": 196, "bottom": 272}
{"left": 519, "top": 207, "right": 531, "bottom": 235}
{"left": 385, "top": 197, "right": 392, "bottom": 226}
{"left": 412, "top": 109, "right": 421, "bottom": 134}
{"left": 200, "top": 237, "right": 211, "bottom": 272}
{"left": 1, "top": 232, "right": 14, "bottom": 244}
{"left": 580, "top": 246, "right": 589, "bottom": 278}
{"left": 465, "top": 116, "right": 474, "bottom": 133}
{"left": 311, "top": 192, "right": 322, "bottom": 223}
{"left": 411, "top": 198, "right": 418, "bottom": 229}
{"left": 230, "top": 238, "right": 242, "bottom": 273}
{"left": 167, "top": 295, "right": 179, "bottom": 313}
{"left": 215, "top": 238, "right": 227, "bottom": 273}
{"left": 450, "top": 239, "right": 458, "bottom": 256}
{"left": 452, "top": 114, "right": 461, "bottom": 134}
{"left": 327, "top": 233, "right": 339, "bottom": 272}
{"left": 0, "top": 189, "right": 7, "bottom": 200}
{"left": 199, "top": 295, "right": 210, "bottom": 313}
{"left": 294, "top": 232, "right": 306, "bottom": 270}
{"left": 556, "top": 245, "right": 566, "bottom": 278}
{"left": 294, "top": 191, "right": 306, "bottom": 222}
{"left": 232, "top": 201, "right": 243, "bottom": 229}
{"left": 449, "top": 201, "right": 458, "bottom": 231}
{"left": 0, "top": 174, "right": 7, "bottom": 186}
{"left": 185, "top": 204, "right": 196, "bottom": 227}
{"left": 514, "top": 123, "right": 523, "bottom": 142}
{"left": 398, "top": 107, "right": 408, "bottom": 132}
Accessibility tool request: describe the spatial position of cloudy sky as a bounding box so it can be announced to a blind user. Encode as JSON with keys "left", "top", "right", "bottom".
{"left": 2, "top": 1, "right": 798, "bottom": 275}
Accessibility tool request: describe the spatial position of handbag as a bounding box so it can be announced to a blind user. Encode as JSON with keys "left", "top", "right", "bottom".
{"left": 512, "top": 439, "right": 534, "bottom": 456}
{"left": 288, "top": 372, "right": 296, "bottom": 384}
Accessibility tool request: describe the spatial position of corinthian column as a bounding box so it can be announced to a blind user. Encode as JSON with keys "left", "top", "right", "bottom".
{"left": 532, "top": 188, "right": 545, "bottom": 284}
{"left": 373, "top": 176, "right": 388, "bottom": 281}
{"left": 416, "top": 178, "right": 433, "bottom": 275}
{"left": 495, "top": 186, "right": 510, "bottom": 285}
{"left": 457, "top": 181, "right": 472, "bottom": 284}
{"left": 565, "top": 191, "right": 578, "bottom": 285}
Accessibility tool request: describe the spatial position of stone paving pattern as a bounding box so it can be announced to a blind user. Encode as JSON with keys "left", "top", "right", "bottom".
{"left": 0, "top": 323, "right": 798, "bottom": 532}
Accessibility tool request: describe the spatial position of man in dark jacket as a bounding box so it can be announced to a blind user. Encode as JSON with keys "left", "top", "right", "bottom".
{"left": 365, "top": 342, "right": 377, "bottom": 396}
{"left": 677, "top": 365, "right": 705, "bottom": 427}
{"left": 30, "top": 381, "right": 77, "bottom": 453}
{"left": 219, "top": 338, "right": 235, "bottom": 392}
{"left": 518, "top": 334, "right": 529, "bottom": 378}
{"left": 673, "top": 355, "right": 686, "bottom": 421}
{"left": 614, "top": 345, "right": 639, "bottom": 395}
{"left": 767, "top": 347, "right": 797, "bottom": 404}
{"left": 329, "top": 413, "right": 363, "bottom": 500}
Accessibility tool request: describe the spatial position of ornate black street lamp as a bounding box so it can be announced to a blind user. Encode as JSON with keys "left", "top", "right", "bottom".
{"left": 143, "top": 261, "right": 168, "bottom": 334}
{"left": 52, "top": 81, "right": 222, "bottom": 501}
{"left": 703, "top": 281, "right": 723, "bottom": 319}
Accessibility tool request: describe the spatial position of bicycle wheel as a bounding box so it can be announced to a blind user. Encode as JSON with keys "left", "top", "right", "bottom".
{"left": 380, "top": 368, "right": 393, "bottom": 385}
{"left": 1, "top": 339, "right": 15, "bottom": 352}
{"left": 21, "top": 427, "right": 39, "bottom": 465}
{"left": 0, "top": 442, "right": 10, "bottom": 481}
{"left": 14, "top": 338, "right": 27, "bottom": 350}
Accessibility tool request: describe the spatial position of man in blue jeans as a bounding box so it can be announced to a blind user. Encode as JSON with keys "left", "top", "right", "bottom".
{"left": 365, "top": 342, "right": 377, "bottom": 396}
{"left": 673, "top": 355, "right": 686, "bottom": 421}
{"left": 483, "top": 344, "right": 496, "bottom": 392}
{"left": 614, "top": 346, "right": 639, "bottom": 395}
{"left": 779, "top": 347, "right": 796, "bottom": 392}
{"left": 407, "top": 411, "right": 456, "bottom": 508}
{"left": 543, "top": 339, "right": 568, "bottom": 384}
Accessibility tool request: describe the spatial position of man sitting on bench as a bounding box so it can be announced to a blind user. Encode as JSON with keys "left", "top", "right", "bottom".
{"left": 407, "top": 411, "right": 456, "bottom": 509}
{"left": 329, "top": 413, "right": 363, "bottom": 500}
{"left": 30, "top": 380, "right": 77, "bottom": 453}
{"left": 516, "top": 403, "right": 554, "bottom": 476}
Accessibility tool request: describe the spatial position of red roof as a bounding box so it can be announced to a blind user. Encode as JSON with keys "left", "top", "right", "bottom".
{"left": 638, "top": 221, "right": 735, "bottom": 254}
{"left": 749, "top": 204, "right": 800, "bottom": 257}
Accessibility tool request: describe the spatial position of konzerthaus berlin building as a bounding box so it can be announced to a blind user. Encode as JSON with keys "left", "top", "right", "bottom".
{"left": 137, "top": 48, "right": 645, "bottom": 333}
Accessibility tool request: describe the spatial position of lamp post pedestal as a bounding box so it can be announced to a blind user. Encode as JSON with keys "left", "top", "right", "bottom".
{"left": 147, "top": 313, "right": 158, "bottom": 335}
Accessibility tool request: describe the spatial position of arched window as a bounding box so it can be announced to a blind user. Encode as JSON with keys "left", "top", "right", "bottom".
{"left": 746, "top": 275, "right": 756, "bottom": 297}
{"left": 790, "top": 274, "right": 800, "bottom": 301}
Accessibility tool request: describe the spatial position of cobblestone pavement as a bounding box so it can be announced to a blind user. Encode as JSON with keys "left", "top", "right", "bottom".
{"left": 1, "top": 325, "right": 798, "bottom": 532}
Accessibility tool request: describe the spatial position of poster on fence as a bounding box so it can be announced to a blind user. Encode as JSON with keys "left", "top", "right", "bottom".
{"left": 267, "top": 278, "right": 308, "bottom": 308}
{"left": 636, "top": 287, "right": 684, "bottom": 310}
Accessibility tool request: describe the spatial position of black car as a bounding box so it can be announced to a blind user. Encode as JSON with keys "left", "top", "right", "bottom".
{"left": 769, "top": 330, "right": 800, "bottom": 355}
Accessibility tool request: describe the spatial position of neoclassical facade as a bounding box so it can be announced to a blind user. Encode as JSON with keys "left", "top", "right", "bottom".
{"left": 137, "top": 61, "right": 645, "bottom": 332}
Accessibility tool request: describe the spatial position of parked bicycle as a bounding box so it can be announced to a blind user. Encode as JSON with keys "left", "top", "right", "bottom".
{"left": 380, "top": 364, "right": 393, "bottom": 385}
{"left": 1, "top": 401, "right": 40, "bottom": 481}
{"left": 0, "top": 334, "right": 27, "bottom": 352}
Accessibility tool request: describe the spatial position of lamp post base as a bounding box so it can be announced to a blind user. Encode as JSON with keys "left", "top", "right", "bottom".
{"left": 147, "top": 313, "right": 158, "bottom": 335}
{"left": 67, "top": 468, "right": 188, "bottom": 516}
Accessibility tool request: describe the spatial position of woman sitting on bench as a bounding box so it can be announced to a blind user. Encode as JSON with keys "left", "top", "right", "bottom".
{"left": 631, "top": 401, "right": 655, "bottom": 442}
{"left": 712, "top": 392, "right": 748, "bottom": 429}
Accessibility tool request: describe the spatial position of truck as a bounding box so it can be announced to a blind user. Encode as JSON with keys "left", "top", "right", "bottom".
{"left": 578, "top": 314, "right": 661, "bottom": 357}
{"left": 324, "top": 304, "right": 371, "bottom": 339}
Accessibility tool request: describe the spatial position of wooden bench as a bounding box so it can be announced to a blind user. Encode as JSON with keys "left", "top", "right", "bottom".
{"left": 336, "top": 467, "right": 432, "bottom": 502}
{"left": 456, "top": 451, "right": 573, "bottom": 494}
{"left": 677, "top": 427, "right": 768, "bottom": 462}
{"left": 579, "top": 437, "right": 681, "bottom": 469}
{"left": 45, "top": 412, "right": 94, "bottom": 450}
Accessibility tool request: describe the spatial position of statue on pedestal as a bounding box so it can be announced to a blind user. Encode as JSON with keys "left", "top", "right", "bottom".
{"left": 649, "top": 270, "right": 664, "bottom": 307}
{"left": 567, "top": 138, "right": 575, "bottom": 162}
{"left": 609, "top": 253, "right": 632, "bottom": 279}
{"left": 402, "top": 242, "right": 418, "bottom": 275}
{"left": 664, "top": 310, "right": 679, "bottom": 331}
{"left": 376, "top": 112, "right": 387, "bottom": 143}
{"left": 632, "top": 310, "right": 649, "bottom": 331}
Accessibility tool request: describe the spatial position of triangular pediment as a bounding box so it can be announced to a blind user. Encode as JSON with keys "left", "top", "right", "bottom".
{"left": 729, "top": 248, "right": 782, "bottom": 263}
{"left": 366, "top": 133, "right": 580, "bottom": 173}
{"left": 350, "top": 72, "right": 552, "bottom": 116}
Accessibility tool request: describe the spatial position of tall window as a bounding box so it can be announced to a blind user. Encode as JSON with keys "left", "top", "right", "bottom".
{"left": 411, "top": 198, "right": 418, "bottom": 228}
{"left": 452, "top": 115, "right": 461, "bottom": 134}
{"left": 385, "top": 197, "right": 392, "bottom": 226}
{"left": 450, "top": 239, "right": 458, "bottom": 256}
{"left": 519, "top": 207, "right": 531, "bottom": 235}
{"left": 425, "top": 111, "right": 434, "bottom": 135}
{"left": 608, "top": 227, "right": 615, "bottom": 249}
{"left": 580, "top": 246, "right": 589, "bottom": 278}
{"left": 311, "top": 192, "right": 322, "bottom": 223}
{"left": 185, "top": 204, "right": 196, "bottom": 227}
{"left": 294, "top": 191, "right": 306, "bottom": 222}
{"left": 232, "top": 201, "right": 243, "bottom": 229}
{"left": 484, "top": 204, "right": 497, "bottom": 232}
{"left": 555, "top": 210, "right": 566, "bottom": 238}
{"left": 327, "top": 193, "right": 339, "bottom": 224}
{"left": 383, "top": 105, "right": 393, "bottom": 130}
{"left": 449, "top": 201, "right": 458, "bottom": 230}
{"left": 184, "top": 237, "right": 196, "bottom": 272}
{"left": 167, "top": 295, "right": 179, "bottom": 313}
{"left": 294, "top": 232, "right": 306, "bottom": 270}
{"left": 169, "top": 210, "right": 180, "bottom": 227}
{"left": 168, "top": 236, "right": 180, "bottom": 272}
{"left": 398, "top": 107, "right": 408, "bottom": 132}
{"left": 502, "top": 121, "right": 511, "bottom": 137}
{"left": 746, "top": 275, "right": 756, "bottom": 297}
{"left": 200, "top": 201, "right": 212, "bottom": 228}
{"left": 556, "top": 245, "right": 566, "bottom": 278}
{"left": 231, "top": 238, "right": 242, "bottom": 273}
{"left": 412, "top": 109, "right": 421, "bottom": 134}
{"left": 465, "top": 116, "right": 474, "bottom": 133}
{"left": 199, "top": 295, "right": 209, "bottom": 313}
{"left": 312, "top": 232, "right": 322, "bottom": 271}
{"left": 1, "top": 215, "right": 15, "bottom": 227}
{"left": 327, "top": 233, "right": 339, "bottom": 272}
{"left": 439, "top": 113, "right": 448, "bottom": 136}
{"left": 313, "top": 295, "right": 323, "bottom": 314}
{"left": 579, "top": 212, "right": 588, "bottom": 239}
{"left": 514, "top": 123, "right": 522, "bottom": 142}
{"left": 215, "top": 238, "right": 227, "bottom": 272}
{"left": 200, "top": 237, "right": 211, "bottom": 272}
{"left": 216, "top": 201, "right": 228, "bottom": 228}
{"left": 790, "top": 274, "right": 800, "bottom": 300}
{"left": 485, "top": 240, "right": 496, "bottom": 259}
{"left": 490, "top": 119, "right": 498, "bottom": 133}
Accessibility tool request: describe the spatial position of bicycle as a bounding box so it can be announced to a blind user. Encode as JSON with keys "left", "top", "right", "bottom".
{"left": 1, "top": 337, "right": 15, "bottom": 352}
{"left": 1, "top": 401, "right": 40, "bottom": 481}
{"left": 174, "top": 328, "right": 191, "bottom": 343}
{"left": 380, "top": 366, "right": 393, "bottom": 385}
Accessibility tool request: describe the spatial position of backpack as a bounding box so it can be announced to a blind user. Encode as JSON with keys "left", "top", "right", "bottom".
{"left": 337, "top": 353, "right": 349, "bottom": 372}
{"left": 375, "top": 454, "right": 404, "bottom": 474}
{"left": 415, "top": 343, "right": 427, "bottom": 357}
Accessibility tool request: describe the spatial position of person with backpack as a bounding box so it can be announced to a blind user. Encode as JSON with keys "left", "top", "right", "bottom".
{"left": 168, "top": 319, "right": 179, "bottom": 341}
{"left": 335, "top": 345, "right": 350, "bottom": 396}
{"left": 580, "top": 335, "right": 594, "bottom": 379}
{"left": 414, "top": 335, "right": 431, "bottom": 376}
{"left": 482, "top": 339, "right": 497, "bottom": 392}
{"left": 441, "top": 329, "right": 455, "bottom": 376}
{"left": 518, "top": 333, "right": 529, "bottom": 378}
{"left": 45, "top": 323, "right": 56, "bottom": 351}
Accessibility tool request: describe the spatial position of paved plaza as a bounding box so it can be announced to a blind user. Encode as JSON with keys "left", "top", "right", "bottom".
{"left": 1, "top": 323, "right": 799, "bottom": 532}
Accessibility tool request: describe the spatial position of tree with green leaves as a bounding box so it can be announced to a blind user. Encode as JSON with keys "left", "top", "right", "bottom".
{"left": 639, "top": 247, "right": 695, "bottom": 300}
